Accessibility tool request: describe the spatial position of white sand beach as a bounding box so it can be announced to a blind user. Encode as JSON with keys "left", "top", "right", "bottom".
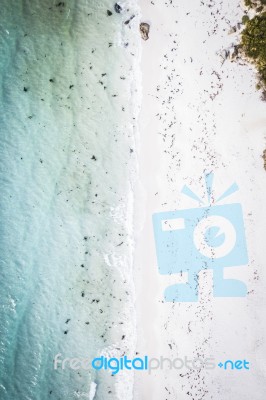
{"left": 134, "top": 0, "right": 266, "bottom": 399}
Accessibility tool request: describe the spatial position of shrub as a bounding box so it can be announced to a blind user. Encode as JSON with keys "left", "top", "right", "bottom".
{"left": 240, "top": 10, "right": 266, "bottom": 96}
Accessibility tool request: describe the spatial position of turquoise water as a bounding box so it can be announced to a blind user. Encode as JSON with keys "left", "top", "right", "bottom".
{"left": 0, "top": 1, "right": 140, "bottom": 399}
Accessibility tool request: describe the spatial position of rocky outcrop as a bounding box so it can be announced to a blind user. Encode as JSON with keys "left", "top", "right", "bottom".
{"left": 140, "top": 23, "right": 150, "bottom": 41}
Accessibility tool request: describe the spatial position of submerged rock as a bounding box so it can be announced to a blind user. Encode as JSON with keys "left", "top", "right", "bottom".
{"left": 140, "top": 22, "right": 150, "bottom": 40}
{"left": 114, "top": 3, "right": 122, "bottom": 13}
{"left": 125, "top": 15, "right": 135, "bottom": 25}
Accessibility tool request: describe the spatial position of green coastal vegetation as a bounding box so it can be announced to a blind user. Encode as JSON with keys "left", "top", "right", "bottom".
{"left": 240, "top": 0, "right": 266, "bottom": 99}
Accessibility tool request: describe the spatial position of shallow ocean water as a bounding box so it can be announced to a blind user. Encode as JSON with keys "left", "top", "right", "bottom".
{"left": 0, "top": 1, "right": 141, "bottom": 399}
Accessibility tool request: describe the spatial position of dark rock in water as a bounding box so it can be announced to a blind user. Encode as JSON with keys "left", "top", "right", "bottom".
{"left": 107, "top": 10, "right": 113, "bottom": 16}
{"left": 124, "top": 15, "right": 135, "bottom": 25}
{"left": 114, "top": 3, "right": 122, "bottom": 13}
{"left": 140, "top": 22, "right": 150, "bottom": 40}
